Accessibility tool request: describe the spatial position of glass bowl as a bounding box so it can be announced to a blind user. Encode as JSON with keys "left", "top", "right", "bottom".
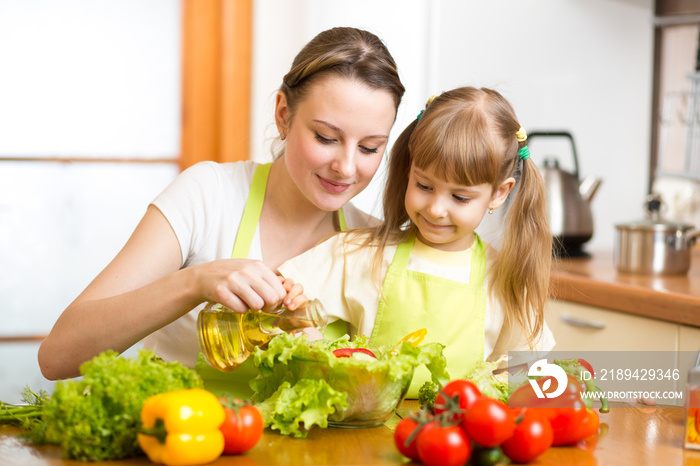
{"left": 293, "top": 357, "right": 414, "bottom": 428}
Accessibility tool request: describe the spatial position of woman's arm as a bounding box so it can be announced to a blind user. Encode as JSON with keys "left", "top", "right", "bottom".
{"left": 38, "top": 205, "right": 288, "bottom": 380}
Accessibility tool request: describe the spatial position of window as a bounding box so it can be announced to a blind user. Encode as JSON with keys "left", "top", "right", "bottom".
{"left": 0, "top": 0, "right": 252, "bottom": 340}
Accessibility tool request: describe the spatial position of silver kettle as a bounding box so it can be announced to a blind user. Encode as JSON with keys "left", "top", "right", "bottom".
{"left": 528, "top": 131, "right": 602, "bottom": 254}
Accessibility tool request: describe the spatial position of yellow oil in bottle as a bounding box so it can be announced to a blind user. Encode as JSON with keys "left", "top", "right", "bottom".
{"left": 197, "top": 300, "right": 327, "bottom": 372}
{"left": 197, "top": 307, "right": 249, "bottom": 372}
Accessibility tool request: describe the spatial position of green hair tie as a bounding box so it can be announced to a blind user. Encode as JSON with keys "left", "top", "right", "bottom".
{"left": 416, "top": 95, "right": 438, "bottom": 120}
{"left": 519, "top": 146, "right": 531, "bottom": 161}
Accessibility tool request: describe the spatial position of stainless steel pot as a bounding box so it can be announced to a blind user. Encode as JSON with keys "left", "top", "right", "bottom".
{"left": 614, "top": 195, "right": 700, "bottom": 275}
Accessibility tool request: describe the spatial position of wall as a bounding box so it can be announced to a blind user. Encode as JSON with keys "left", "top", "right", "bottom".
{"left": 251, "top": 0, "right": 434, "bottom": 218}
{"left": 251, "top": 0, "right": 655, "bottom": 251}
{"left": 433, "top": 0, "right": 654, "bottom": 252}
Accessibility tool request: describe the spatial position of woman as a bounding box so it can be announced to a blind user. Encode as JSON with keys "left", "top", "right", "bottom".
{"left": 38, "top": 27, "right": 405, "bottom": 387}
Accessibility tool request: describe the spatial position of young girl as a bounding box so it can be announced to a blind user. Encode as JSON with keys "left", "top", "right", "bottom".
{"left": 279, "top": 87, "right": 555, "bottom": 396}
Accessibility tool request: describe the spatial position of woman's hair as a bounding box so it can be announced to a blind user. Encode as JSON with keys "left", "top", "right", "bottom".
{"left": 273, "top": 27, "right": 405, "bottom": 157}
{"left": 370, "top": 87, "right": 552, "bottom": 346}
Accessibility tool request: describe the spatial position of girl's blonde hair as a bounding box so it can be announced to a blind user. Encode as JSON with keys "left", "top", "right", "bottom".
{"left": 273, "top": 27, "right": 405, "bottom": 159}
{"left": 366, "top": 86, "right": 551, "bottom": 346}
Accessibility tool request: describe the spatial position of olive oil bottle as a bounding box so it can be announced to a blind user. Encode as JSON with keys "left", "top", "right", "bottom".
{"left": 197, "top": 299, "right": 327, "bottom": 371}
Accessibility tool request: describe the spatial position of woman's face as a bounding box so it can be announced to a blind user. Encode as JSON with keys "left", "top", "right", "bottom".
{"left": 277, "top": 75, "right": 397, "bottom": 212}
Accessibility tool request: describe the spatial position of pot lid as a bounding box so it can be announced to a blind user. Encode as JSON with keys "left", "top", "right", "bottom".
{"left": 614, "top": 219, "right": 694, "bottom": 232}
{"left": 615, "top": 194, "right": 695, "bottom": 232}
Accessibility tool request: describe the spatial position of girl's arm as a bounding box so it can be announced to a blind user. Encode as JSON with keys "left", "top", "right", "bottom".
{"left": 38, "top": 205, "right": 288, "bottom": 380}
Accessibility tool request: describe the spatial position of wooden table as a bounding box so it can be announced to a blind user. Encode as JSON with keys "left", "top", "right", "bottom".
{"left": 3, "top": 401, "right": 700, "bottom": 466}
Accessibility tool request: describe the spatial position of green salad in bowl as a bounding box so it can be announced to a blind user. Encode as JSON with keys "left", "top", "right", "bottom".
{"left": 249, "top": 333, "right": 449, "bottom": 437}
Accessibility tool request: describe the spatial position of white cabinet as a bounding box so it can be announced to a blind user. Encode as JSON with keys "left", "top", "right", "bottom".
{"left": 545, "top": 299, "right": 700, "bottom": 406}
{"left": 546, "top": 299, "right": 679, "bottom": 352}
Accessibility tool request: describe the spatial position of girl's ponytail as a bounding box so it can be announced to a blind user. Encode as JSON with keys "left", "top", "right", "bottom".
{"left": 490, "top": 133, "right": 552, "bottom": 347}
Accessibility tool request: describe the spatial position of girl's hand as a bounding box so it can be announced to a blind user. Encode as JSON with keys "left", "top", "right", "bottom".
{"left": 278, "top": 276, "right": 308, "bottom": 311}
{"left": 195, "top": 259, "right": 288, "bottom": 313}
{"left": 301, "top": 327, "right": 324, "bottom": 341}
{"left": 278, "top": 277, "right": 322, "bottom": 341}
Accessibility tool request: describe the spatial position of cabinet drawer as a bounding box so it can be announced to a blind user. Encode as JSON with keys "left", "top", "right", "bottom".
{"left": 546, "top": 300, "right": 679, "bottom": 352}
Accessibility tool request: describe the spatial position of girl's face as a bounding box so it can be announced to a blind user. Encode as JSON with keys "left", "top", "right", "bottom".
{"left": 405, "top": 164, "right": 514, "bottom": 251}
{"left": 276, "top": 75, "right": 397, "bottom": 212}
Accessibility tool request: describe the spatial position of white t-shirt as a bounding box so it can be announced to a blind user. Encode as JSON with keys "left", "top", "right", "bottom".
{"left": 144, "top": 160, "right": 374, "bottom": 367}
{"left": 278, "top": 232, "right": 555, "bottom": 367}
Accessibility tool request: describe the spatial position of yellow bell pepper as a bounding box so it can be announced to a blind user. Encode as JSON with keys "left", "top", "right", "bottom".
{"left": 137, "top": 388, "right": 225, "bottom": 466}
{"left": 391, "top": 328, "right": 428, "bottom": 354}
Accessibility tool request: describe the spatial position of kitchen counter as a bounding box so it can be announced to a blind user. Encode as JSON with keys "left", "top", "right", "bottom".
{"left": 550, "top": 248, "right": 700, "bottom": 327}
{"left": 2, "top": 401, "right": 700, "bottom": 465}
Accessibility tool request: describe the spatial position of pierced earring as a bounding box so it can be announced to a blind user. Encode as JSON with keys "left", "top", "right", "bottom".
{"left": 280, "top": 130, "right": 286, "bottom": 141}
{"left": 488, "top": 208, "right": 494, "bottom": 215}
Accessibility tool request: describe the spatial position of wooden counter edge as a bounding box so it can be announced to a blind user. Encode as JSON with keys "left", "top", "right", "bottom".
{"left": 551, "top": 272, "right": 700, "bottom": 327}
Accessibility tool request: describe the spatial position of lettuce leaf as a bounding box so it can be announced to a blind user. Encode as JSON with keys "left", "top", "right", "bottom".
{"left": 23, "top": 349, "right": 202, "bottom": 461}
{"left": 254, "top": 379, "right": 347, "bottom": 438}
{"left": 463, "top": 355, "right": 527, "bottom": 403}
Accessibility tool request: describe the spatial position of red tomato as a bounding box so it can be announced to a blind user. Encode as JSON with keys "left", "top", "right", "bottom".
{"left": 393, "top": 417, "right": 422, "bottom": 461}
{"left": 501, "top": 409, "right": 553, "bottom": 463}
{"left": 332, "top": 348, "right": 377, "bottom": 358}
{"left": 462, "top": 397, "right": 516, "bottom": 447}
{"left": 219, "top": 398, "right": 264, "bottom": 455}
{"left": 417, "top": 422, "right": 471, "bottom": 466}
{"left": 434, "top": 379, "right": 482, "bottom": 416}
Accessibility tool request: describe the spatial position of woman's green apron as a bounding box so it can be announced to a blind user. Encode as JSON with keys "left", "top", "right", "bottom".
{"left": 369, "top": 232, "right": 487, "bottom": 398}
{"left": 195, "top": 163, "right": 347, "bottom": 399}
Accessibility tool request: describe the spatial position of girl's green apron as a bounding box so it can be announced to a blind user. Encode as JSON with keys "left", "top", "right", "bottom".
{"left": 369, "top": 232, "right": 487, "bottom": 398}
{"left": 195, "top": 163, "right": 347, "bottom": 399}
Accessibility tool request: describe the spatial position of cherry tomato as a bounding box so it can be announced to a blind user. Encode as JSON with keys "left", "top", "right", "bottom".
{"left": 462, "top": 397, "right": 516, "bottom": 447}
{"left": 219, "top": 398, "right": 264, "bottom": 455}
{"left": 393, "top": 417, "right": 422, "bottom": 461}
{"left": 417, "top": 422, "right": 471, "bottom": 466}
{"left": 501, "top": 409, "right": 553, "bottom": 463}
{"left": 434, "top": 379, "right": 482, "bottom": 417}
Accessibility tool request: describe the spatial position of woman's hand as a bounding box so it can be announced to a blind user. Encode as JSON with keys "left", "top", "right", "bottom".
{"left": 194, "top": 258, "right": 289, "bottom": 313}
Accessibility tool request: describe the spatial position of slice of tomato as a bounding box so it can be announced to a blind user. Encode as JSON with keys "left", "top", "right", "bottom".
{"left": 332, "top": 348, "right": 377, "bottom": 358}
